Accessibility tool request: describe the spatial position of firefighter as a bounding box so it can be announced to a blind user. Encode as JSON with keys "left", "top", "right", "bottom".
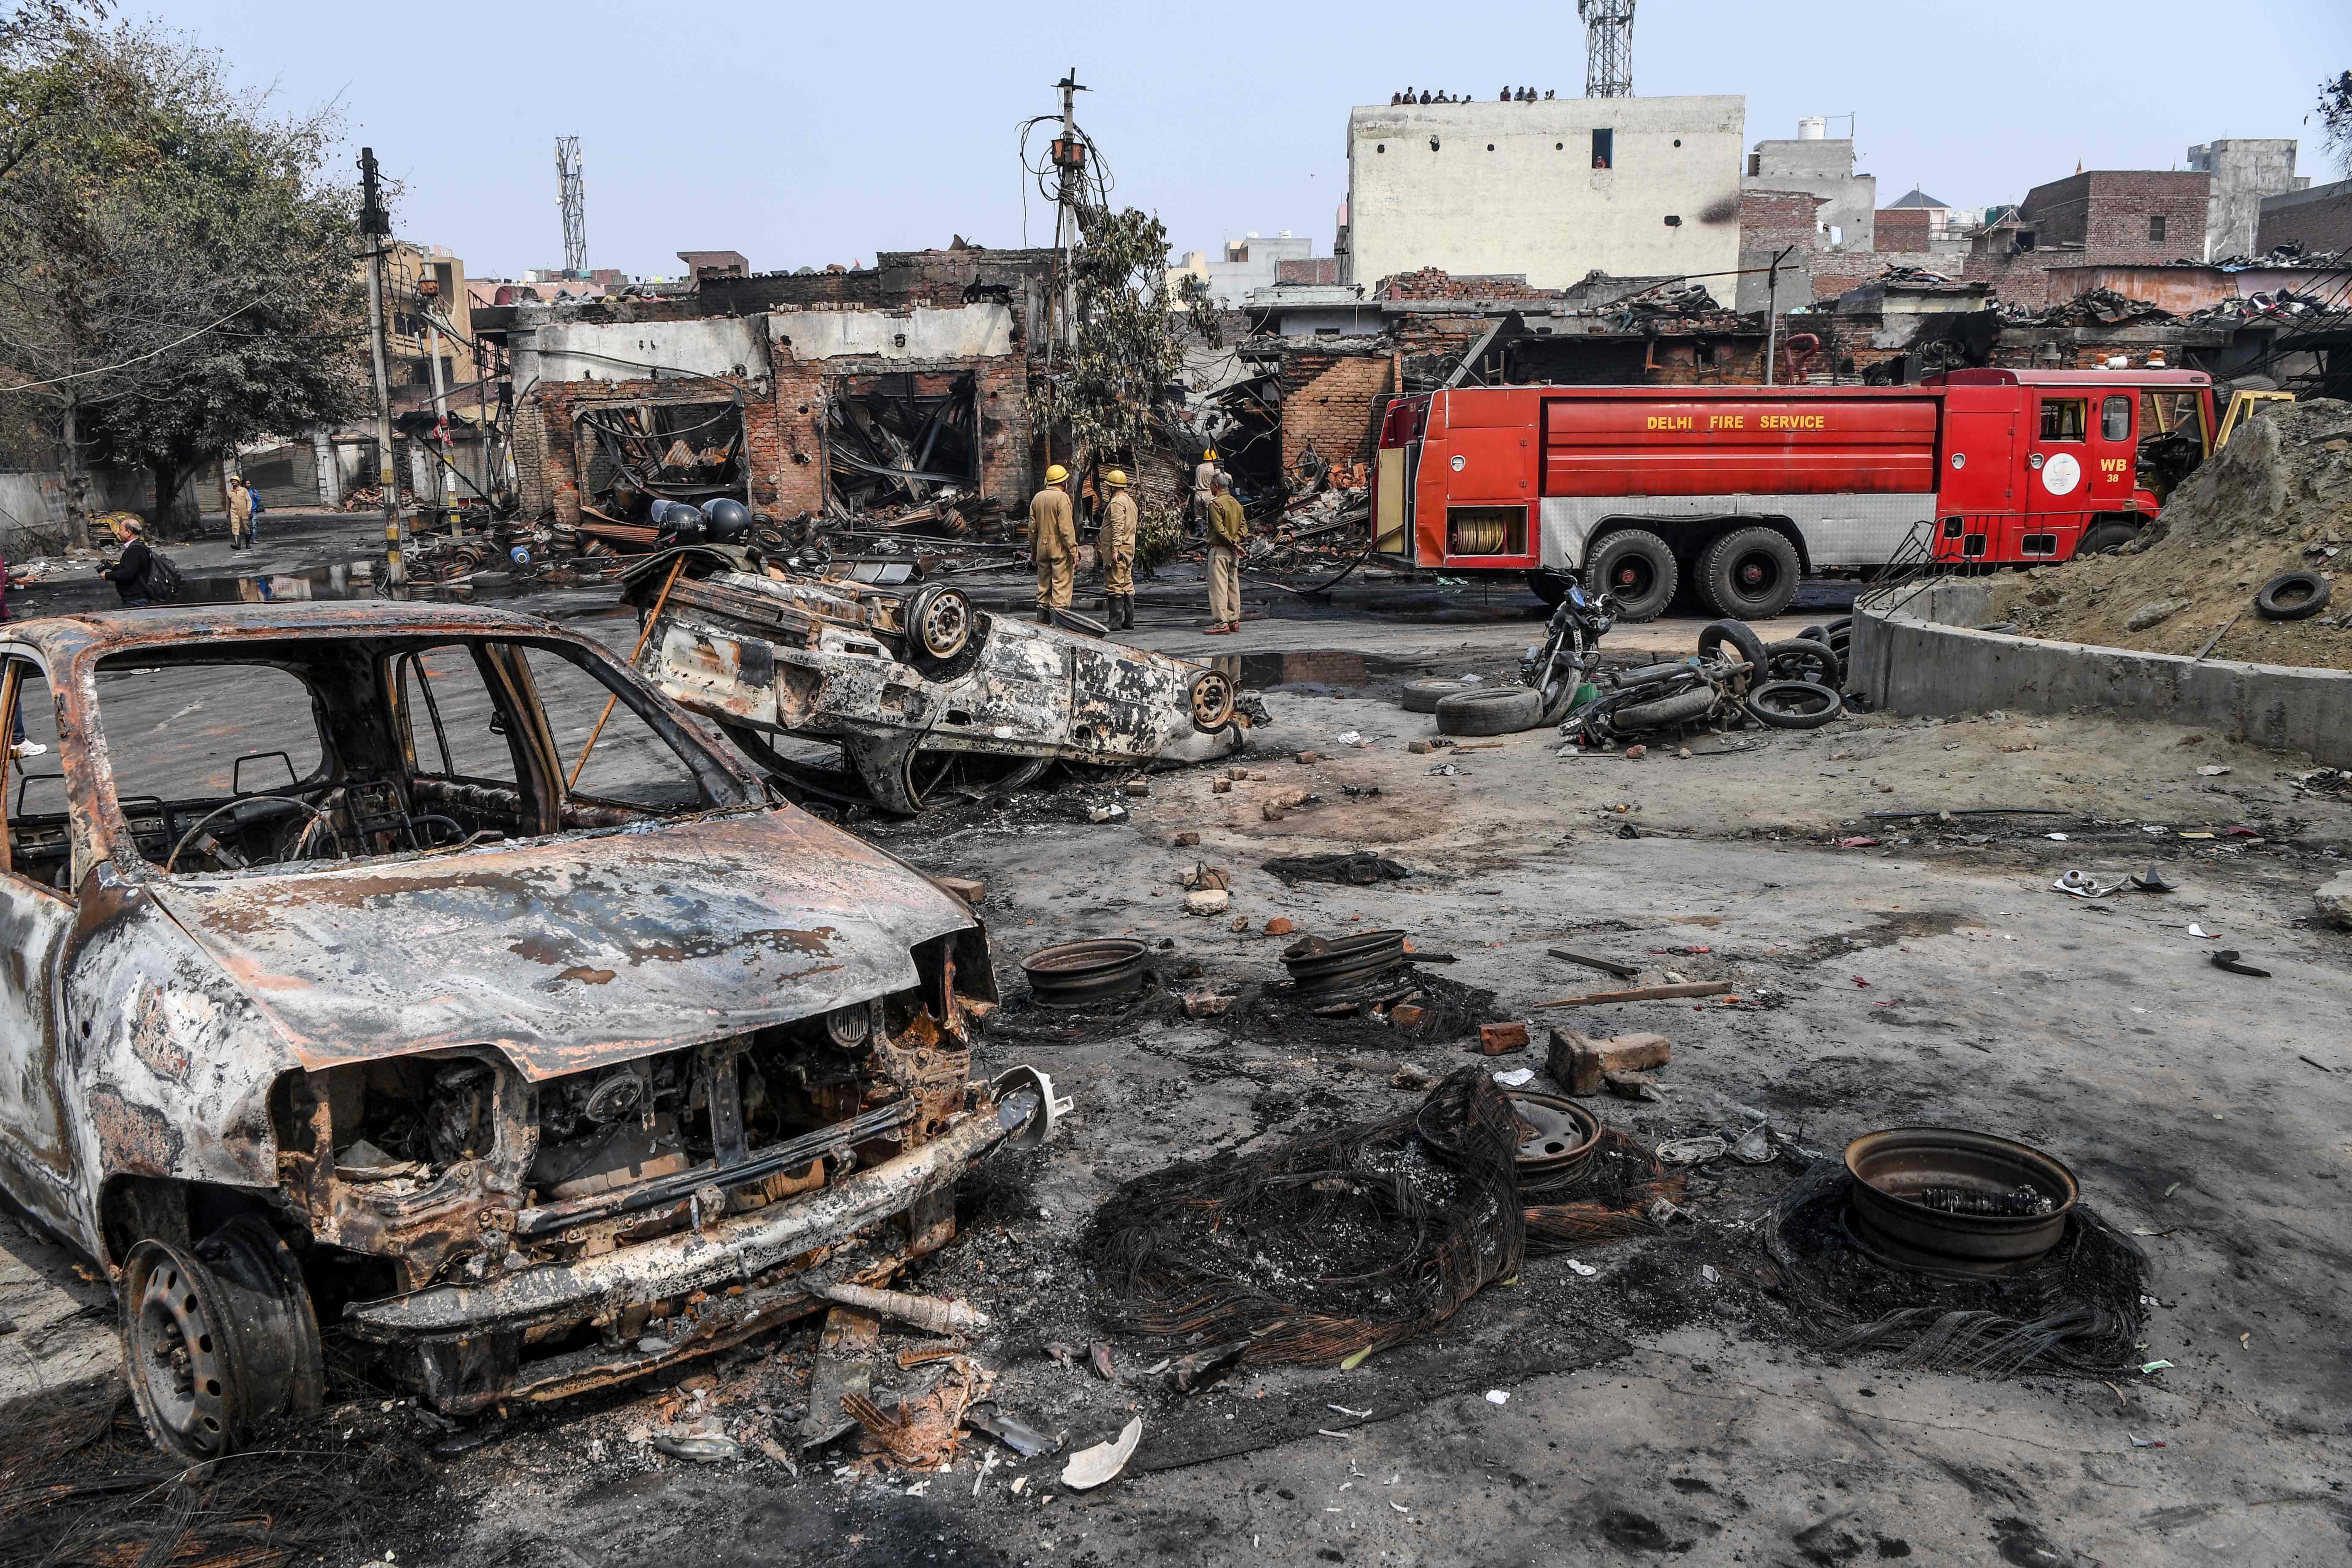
{"left": 1203, "top": 473, "right": 1247, "bottom": 634}
{"left": 1029, "top": 463, "right": 1075, "bottom": 623}
{"left": 1099, "top": 467, "right": 1138, "bottom": 631}
{"left": 1191, "top": 447, "right": 1221, "bottom": 533}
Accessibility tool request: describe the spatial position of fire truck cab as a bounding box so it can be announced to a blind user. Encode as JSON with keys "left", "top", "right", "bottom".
{"left": 1369, "top": 369, "right": 2223, "bottom": 621}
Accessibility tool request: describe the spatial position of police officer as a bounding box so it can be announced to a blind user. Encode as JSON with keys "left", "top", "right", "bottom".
{"left": 1099, "top": 468, "right": 1138, "bottom": 631}
{"left": 1192, "top": 447, "right": 1221, "bottom": 533}
{"left": 1029, "top": 463, "right": 1075, "bottom": 623}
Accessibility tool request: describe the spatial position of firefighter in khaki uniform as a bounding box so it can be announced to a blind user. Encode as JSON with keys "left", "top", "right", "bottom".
{"left": 1203, "top": 474, "right": 1247, "bottom": 634}
{"left": 1029, "top": 463, "right": 1076, "bottom": 623}
{"left": 1098, "top": 468, "right": 1138, "bottom": 631}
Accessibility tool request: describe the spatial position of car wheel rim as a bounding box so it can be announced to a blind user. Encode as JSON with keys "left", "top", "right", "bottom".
{"left": 1191, "top": 670, "right": 1235, "bottom": 730}
{"left": 130, "top": 1253, "right": 233, "bottom": 1458}
{"left": 919, "top": 594, "right": 969, "bottom": 657}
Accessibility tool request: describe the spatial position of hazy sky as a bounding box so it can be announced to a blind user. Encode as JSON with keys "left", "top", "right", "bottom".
{"left": 161, "top": 0, "right": 2349, "bottom": 279}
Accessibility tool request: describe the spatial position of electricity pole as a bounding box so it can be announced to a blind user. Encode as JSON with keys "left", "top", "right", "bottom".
{"left": 359, "top": 148, "right": 406, "bottom": 592}
{"left": 1050, "top": 69, "right": 1087, "bottom": 351}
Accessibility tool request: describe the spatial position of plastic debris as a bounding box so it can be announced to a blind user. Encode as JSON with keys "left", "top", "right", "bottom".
{"left": 2197, "top": 765, "right": 2231, "bottom": 776}
{"left": 2139, "top": 1360, "right": 2173, "bottom": 1374}
{"left": 1565, "top": 1259, "right": 1598, "bottom": 1278}
{"left": 1485, "top": 1390, "right": 1511, "bottom": 1406}
{"left": 2186, "top": 923, "right": 2218, "bottom": 939}
{"left": 1426, "top": 762, "right": 1463, "bottom": 777}
{"left": 1491, "top": 1067, "right": 1535, "bottom": 1087}
{"left": 1730, "top": 1125, "right": 1775, "bottom": 1164}
{"left": 1656, "top": 1135, "right": 1729, "bottom": 1165}
{"left": 2130, "top": 1434, "right": 2167, "bottom": 1448}
{"left": 1061, "top": 1417, "right": 1143, "bottom": 1490}
{"left": 2046, "top": 832, "right": 2070, "bottom": 841}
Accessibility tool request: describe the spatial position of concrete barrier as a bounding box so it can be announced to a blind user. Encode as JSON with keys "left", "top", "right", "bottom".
{"left": 1851, "top": 578, "right": 2352, "bottom": 768}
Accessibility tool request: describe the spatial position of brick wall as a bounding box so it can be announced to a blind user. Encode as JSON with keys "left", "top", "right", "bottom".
{"left": 1276, "top": 257, "right": 1342, "bottom": 285}
{"left": 1873, "top": 208, "right": 1932, "bottom": 249}
{"left": 1374, "top": 268, "right": 1560, "bottom": 302}
{"left": 2259, "top": 180, "right": 2352, "bottom": 256}
{"left": 1811, "top": 249, "right": 1948, "bottom": 301}
{"left": 1277, "top": 349, "right": 1395, "bottom": 470}
{"left": 2018, "top": 171, "right": 2209, "bottom": 259}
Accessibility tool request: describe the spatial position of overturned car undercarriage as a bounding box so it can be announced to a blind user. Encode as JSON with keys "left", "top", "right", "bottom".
{"left": 621, "top": 547, "right": 1251, "bottom": 814}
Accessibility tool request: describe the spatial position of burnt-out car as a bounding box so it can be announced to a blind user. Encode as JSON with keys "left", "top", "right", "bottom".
{"left": 0, "top": 603, "right": 1062, "bottom": 1460}
{"left": 621, "top": 548, "right": 1249, "bottom": 814}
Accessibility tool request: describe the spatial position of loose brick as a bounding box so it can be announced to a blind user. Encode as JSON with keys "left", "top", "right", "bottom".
{"left": 1478, "top": 1021, "right": 1531, "bottom": 1056}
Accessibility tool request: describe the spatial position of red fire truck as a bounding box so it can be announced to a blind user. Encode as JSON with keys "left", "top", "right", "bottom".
{"left": 1368, "top": 368, "right": 2229, "bottom": 621}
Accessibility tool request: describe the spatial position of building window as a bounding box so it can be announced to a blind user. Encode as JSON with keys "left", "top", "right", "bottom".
{"left": 2147, "top": 215, "right": 2166, "bottom": 242}
{"left": 1375, "top": 143, "right": 1385, "bottom": 153}
{"left": 1590, "top": 128, "right": 1613, "bottom": 169}
{"left": 1663, "top": 215, "right": 1682, "bottom": 227}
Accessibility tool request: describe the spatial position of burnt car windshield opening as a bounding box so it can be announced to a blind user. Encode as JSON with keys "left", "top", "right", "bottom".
{"left": 93, "top": 635, "right": 745, "bottom": 875}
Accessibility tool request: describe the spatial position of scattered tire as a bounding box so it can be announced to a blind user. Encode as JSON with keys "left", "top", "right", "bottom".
{"left": 1764, "top": 637, "right": 1840, "bottom": 686}
{"left": 2077, "top": 519, "right": 2139, "bottom": 556}
{"left": 1586, "top": 529, "right": 1678, "bottom": 622}
{"left": 1696, "top": 618, "right": 1769, "bottom": 671}
{"left": 1614, "top": 663, "right": 1694, "bottom": 691}
{"left": 1696, "top": 526, "right": 1801, "bottom": 620}
{"left": 1436, "top": 685, "right": 1547, "bottom": 736}
{"left": 1746, "top": 679, "right": 1845, "bottom": 729}
{"left": 2254, "top": 570, "right": 2331, "bottom": 621}
{"left": 1612, "top": 685, "right": 1718, "bottom": 732}
{"left": 1401, "top": 678, "right": 1468, "bottom": 713}
{"left": 1799, "top": 623, "right": 1829, "bottom": 643}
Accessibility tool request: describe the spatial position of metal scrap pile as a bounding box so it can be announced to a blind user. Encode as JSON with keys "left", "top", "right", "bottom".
{"left": 1599, "top": 280, "right": 1731, "bottom": 332}
{"left": 2001, "top": 287, "right": 2173, "bottom": 327}
{"left": 2183, "top": 288, "right": 2344, "bottom": 326}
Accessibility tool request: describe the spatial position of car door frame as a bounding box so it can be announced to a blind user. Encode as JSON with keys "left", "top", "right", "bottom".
{"left": 0, "top": 646, "right": 89, "bottom": 1239}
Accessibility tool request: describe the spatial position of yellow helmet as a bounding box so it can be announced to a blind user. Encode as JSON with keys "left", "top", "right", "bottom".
{"left": 1104, "top": 468, "right": 1129, "bottom": 487}
{"left": 1203, "top": 448, "right": 1218, "bottom": 461}
{"left": 1045, "top": 463, "right": 1069, "bottom": 484}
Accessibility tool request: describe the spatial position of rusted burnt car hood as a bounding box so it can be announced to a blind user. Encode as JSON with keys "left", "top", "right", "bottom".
{"left": 145, "top": 808, "right": 972, "bottom": 1079}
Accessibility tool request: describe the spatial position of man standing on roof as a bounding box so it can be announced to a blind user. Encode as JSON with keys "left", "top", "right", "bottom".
{"left": 1099, "top": 468, "right": 1138, "bottom": 632}
{"left": 1192, "top": 447, "right": 1222, "bottom": 534}
{"left": 1029, "top": 463, "right": 1075, "bottom": 624}
{"left": 1203, "top": 474, "right": 1247, "bottom": 635}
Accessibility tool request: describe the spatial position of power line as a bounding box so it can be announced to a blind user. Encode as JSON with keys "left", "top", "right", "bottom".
{"left": 0, "top": 299, "right": 263, "bottom": 393}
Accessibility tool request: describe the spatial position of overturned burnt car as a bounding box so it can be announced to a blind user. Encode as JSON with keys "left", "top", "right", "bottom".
{"left": 621, "top": 547, "right": 1247, "bottom": 814}
{"left": 0, "top": 603, "right": 1062, "bottom": 1459}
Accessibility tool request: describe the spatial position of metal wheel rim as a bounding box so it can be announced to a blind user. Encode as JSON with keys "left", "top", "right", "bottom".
{"left": 127, "top": 1246, "right": 235, "bottom": 1459}
{"left": 1191, "top": 669, "right": 1236, "bottom": 730}
{"left": 1507, "top": 1091, "right": 1602, "bottom": 1177}
{"left": 1612, "top": 558, "right": 1654, "bottom": 596}
{"left": 917, "top": 591, "right": 970, "bottom": 657}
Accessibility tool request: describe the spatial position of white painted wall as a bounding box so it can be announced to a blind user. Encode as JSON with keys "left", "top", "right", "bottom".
{"left": 768, "top": 304, "right": 1014, "bottom": 362}
{"left": 1345, "top": 95, "right": 1745, "bottom": 291}
{"left": 519, "top": 316, "right": 772, "bottom": 385}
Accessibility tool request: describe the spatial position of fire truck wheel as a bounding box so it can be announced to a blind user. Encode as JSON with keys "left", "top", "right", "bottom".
{"left": 1696, "top": 618, "right": 1769, "bottom": 672}
{"left": 1746, "top": 679, "right": 1846, "bottom": 729}
{"left": 1697, "top": 527, "right": 1801, "bottom": 620}
{"left": 1435, "top": 686, "right": 1547, "bottom": 737}
{"left": 1525, "top": 570, "right": 1569, "bottom": 608}
{"left": 1586, "top": 530, "right": 1677, "bottom": 622}
{"left": 2077, "top": 520, "right": 2139, "bottom": 556}
{"left": 2255, "top": 571, "right": 2330, "bottom": 621}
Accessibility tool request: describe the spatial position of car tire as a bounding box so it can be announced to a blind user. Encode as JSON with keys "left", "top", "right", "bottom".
{"left": 1436, "top": 686, "right": 1547, "bottom": 736}
{"left": 902, "top": 584, "right": 973, "bottom": 661}
{"left": 1586, "top": 529, "right": 1677, "bottom": 623}
{"left": 1697, "top": 618, "right": 1769, "bottom": 671}
{"left": 1696, "top": 526, "right": 1802, "bottom": 620}
{"left": 2077, "top": 519, "right": 2139, "bottom": 556}
{"left": 1746, "top": 679, "right": 1846, "bottom": 729}
{"left": 1764, "top": 637, "right": 1840, "bottom": 686}
{"left": 2254, "top": 570, "right": 2330, "bottom": 621}
{"left": 1402, "top": 678, "right": 1468, "bottom": 713}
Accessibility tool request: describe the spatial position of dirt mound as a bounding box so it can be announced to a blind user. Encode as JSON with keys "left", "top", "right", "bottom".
{"left": 1990, "top": 398, "right": 2352, "bottom": 669}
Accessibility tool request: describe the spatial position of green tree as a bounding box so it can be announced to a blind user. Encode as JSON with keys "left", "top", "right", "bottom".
{"left": 0, "top": 24, "right": 366, "bottom": 542}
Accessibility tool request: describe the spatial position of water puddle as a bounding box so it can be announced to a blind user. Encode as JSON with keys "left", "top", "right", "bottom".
{"left": 1200, "top": 649, "right": 1429, "bottom": 691}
